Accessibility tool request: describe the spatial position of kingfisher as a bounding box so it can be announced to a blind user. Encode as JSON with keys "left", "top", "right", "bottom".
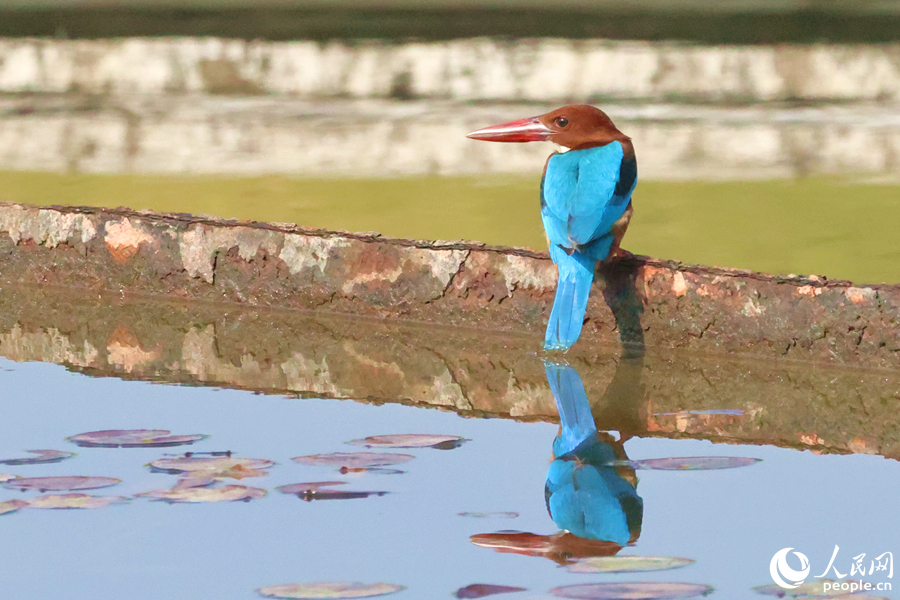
{"left": 467, "top": 105, "right": 637, "bottom": 351}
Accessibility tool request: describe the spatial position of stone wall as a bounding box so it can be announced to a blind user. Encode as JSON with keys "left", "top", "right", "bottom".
{"left": 2, "top": 37, "right": 900, "bottom": 103}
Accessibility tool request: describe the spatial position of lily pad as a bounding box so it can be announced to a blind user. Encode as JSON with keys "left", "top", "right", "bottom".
{"left": 550, "top": 582, "right": 713, "bottom": 599}
{"left": 68, "top": 430, "right": 207, "bottom": 448}
{"left": 458, "top": 512, "right": 519, "bottom": 519}
{"left": 567, "top": 556, "right": 695, "bottom": 574}
{"left": 137, "top": 484, "right": 266, "bottom": 503}
{"left": 347, "top": 434, "right": 466, "bottom": 449}
{"left": 0, "top": 450, "right": 75, "bottom": 465}
{"left": 753, "top": 579, "right": 877, "bottom": 598}
{"left": 620, "top": 457, "right": 761, "bottom": 471}
{"left": 277, "top": 482, "right": 387, "bottom": 501}
{"left": 149, "top": 456, "right": 274, "bottom": 479}
{"left": 258, "top": 582, "right": 406, "bottom": 599}
{"left": 456, "top": 584, "right": 527, "bottom": 598}
{"left": 3, "top": 476, "right": 121, "bottom": 492}
{"left": 277, "top": 482, "right": 347, "bottom": 493}
{"left": 0, "top": 499, "right": 28, "bottom": 515}
{"left": 28, "top": 494, "right": 129, "bottom": 509}
{"left": 291, "top": 452, "right": 414, "bottom": 469}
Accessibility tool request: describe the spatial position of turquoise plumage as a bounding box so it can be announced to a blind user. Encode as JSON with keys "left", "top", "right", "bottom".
{"left": 467, "top": 104, "right": 637, "bottom": 351}
{"left": 544, "top": 360, "right": 643, "bottom": 545}
{"left": 541, "top": 143, "right": 636, "bottom": 350}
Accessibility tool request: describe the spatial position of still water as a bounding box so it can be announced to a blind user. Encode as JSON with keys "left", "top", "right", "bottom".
{"left": 0, "top": 355, "right": 897, "bottom": 599}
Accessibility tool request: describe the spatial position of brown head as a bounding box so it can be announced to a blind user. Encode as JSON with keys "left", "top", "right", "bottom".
{"left": 466, "top": 104, "right": 628, "bottom": 151}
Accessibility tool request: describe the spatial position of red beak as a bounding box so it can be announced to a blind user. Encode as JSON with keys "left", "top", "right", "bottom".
{"left": 466, "top": 116, "right": 553, "bottom": 143}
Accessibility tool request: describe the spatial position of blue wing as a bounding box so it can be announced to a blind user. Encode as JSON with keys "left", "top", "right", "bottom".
{"left": 540, "top": 141, "right": 636, "bottom": 260}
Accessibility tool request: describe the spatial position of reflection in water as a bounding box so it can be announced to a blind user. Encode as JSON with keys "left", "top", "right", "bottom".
{"left": 472, "top": 359, "right": 644, "bottom": 564}
{"left": 545, "top": 361, "right": 643, "bottom": 547}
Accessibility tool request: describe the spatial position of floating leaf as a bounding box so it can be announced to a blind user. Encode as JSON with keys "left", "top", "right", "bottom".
{"left": 258, "top": 582, "right": 405, "bottom": 599}
{"left": 0, "top": 450, "right": 75, "bottom": 465}
{"left": 347, "top": 434, "right": 466, "bottom": 449}
{"left": 550, "top": 582, "right": 713, "bottom": 599}
{"left": 567, "top": 556, "right": 695, "bottom": 574}
{"left": 291, "top": 452, "right": 414, "bottom": 469}
{"left": 277, "top": 482, "right": 387, "bottom": 501}
{"left": 28, "top": 494, "right": 129, "bottom": 509}
{"left": 68, "top": 430, "right": 207, "bottom": 448}
{"left": 339, "top": 467, "right": 406, "bottom": 475}
{"left": 173, "top": 477, "right": 217, "bottom": 489}
{"left": 753, "top": 579, "right": 882, "bottom": 598}
{"left": 149, "top": 456, "right": 274, "bottom": 479}
{"left": 4, "top": 476, "right": 121, "bottom": 492}
{"left": 455, "top": 584, "right": 527, "bottom": 598}
{"left": 137, "top": 484, "right": 266, "bottom": 503}
{"left": 458, "top": 512, "right": 519, "bottom": 519}
{"left": 0, "top": 499, "right": 28, "bottom": 515}
{"left": 620, "top": 457, "right": 761, "bottom": 471}
{"left": 278, "top": 482, "right": 347, "bottom": 493}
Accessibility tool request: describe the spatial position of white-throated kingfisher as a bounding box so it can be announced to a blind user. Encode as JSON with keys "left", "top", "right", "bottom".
{"left": 467, "top": 105, "right": 637, "bottom": 351}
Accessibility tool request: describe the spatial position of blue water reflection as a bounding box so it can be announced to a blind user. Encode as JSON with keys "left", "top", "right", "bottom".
{"left": 0, "top": 356, "right": 898, "bottom": 599}
{"left": 545, "top": 361, "right": 642, "bottom": 548}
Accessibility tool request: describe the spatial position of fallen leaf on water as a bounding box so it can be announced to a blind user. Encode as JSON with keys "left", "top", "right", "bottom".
{"left": 3, "top": 476, "right": 121, "bottom": 492}
{"left": 149, "top": 456, "right": 274, "bottom": 479}
{"left": 347, "top": 434, "right": 466, "bottom": 449}
{"left": 0, "top": 499, "right": 28, "bottom": 515}
{"left": 137, "top": 484, "right": 266, "bottom": 503}
{"left": 257, "top": 582, "right": 405, "bottom": 599}
{"left": 550, "top": 582, "right": 713, "bottom": 600}
{"left": 455, "top": 583, "right": 527, "bottom": 598}
{"left": 28, "top": 494, "right": 130, "bottom": 509}
{"left": 0, "top": 450, "right": 75, "bottom": 466}
{"left": 291, "top": 452, "right": 414, "bottom": 469}
{"left": 458, "top": 512, "right": 519, "bottom": 519}
{"left": 68, "top": 430, "right": 207, "bottom": 448}
{"left": 618, "top": 457, "right": 761, "bottom": 471}
{"left": 567, "top": 556, "right": 695, "bottom": 574}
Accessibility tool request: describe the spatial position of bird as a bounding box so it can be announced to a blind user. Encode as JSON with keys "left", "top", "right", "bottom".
{"left": 543, "top": 360, "right": 643, "bottom": 546}
{"left": 467, "top": 105, "right": 637, "bottom": 351}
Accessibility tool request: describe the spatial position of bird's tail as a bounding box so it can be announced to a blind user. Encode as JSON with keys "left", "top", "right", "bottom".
{"left": 544, "top": 246, "right": 597, "bottom": 351}
{"left": 545, "top": 360, "right": 597, "bottom": 457}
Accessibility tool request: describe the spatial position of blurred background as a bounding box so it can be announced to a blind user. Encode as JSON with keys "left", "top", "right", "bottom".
{"left": 1, "top": 0, "right": 899, "bottom": 283}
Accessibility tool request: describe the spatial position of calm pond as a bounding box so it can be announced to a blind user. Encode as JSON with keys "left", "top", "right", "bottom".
{"left": 0, "top": 326, "right": 898, "bottom": 599}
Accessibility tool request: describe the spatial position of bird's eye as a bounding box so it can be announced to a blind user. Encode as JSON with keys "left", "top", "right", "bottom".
{"left": 555, "top": 117, "right": 569, "bottom": 128}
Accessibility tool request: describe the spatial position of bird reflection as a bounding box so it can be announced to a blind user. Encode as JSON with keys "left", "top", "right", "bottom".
{"left": 471, "top": 359, "right": 643, "bottom": 565}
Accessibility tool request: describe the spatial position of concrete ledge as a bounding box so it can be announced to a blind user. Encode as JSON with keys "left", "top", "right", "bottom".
{"left": 2, "top": 37, "right": 900, "bottom": 104}
{"left": 1, "top": 202, "right": 898, "bottom": 369}
{"left": 2, "top": 96, "right": 899, "bottom": 179}
{"left": 1, "top": 284, "right": 898, "bottom": 460}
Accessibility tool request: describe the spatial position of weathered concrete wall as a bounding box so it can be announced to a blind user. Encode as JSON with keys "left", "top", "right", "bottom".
{"left": 2, "top": 96, "right": 898, "bottom": 179}
{"left": 2, "top": 37, "right": 900, "bottom": 104}
{"left": 1, "top": 202, "right": 898, "bottom": 369}
{"left": 0, "top": 284, "right": 897, "bottom": 460}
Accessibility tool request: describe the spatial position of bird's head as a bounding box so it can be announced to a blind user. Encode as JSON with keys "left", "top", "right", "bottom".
{"left": 466, "top": 104, "right": 627, "bottom": 152}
